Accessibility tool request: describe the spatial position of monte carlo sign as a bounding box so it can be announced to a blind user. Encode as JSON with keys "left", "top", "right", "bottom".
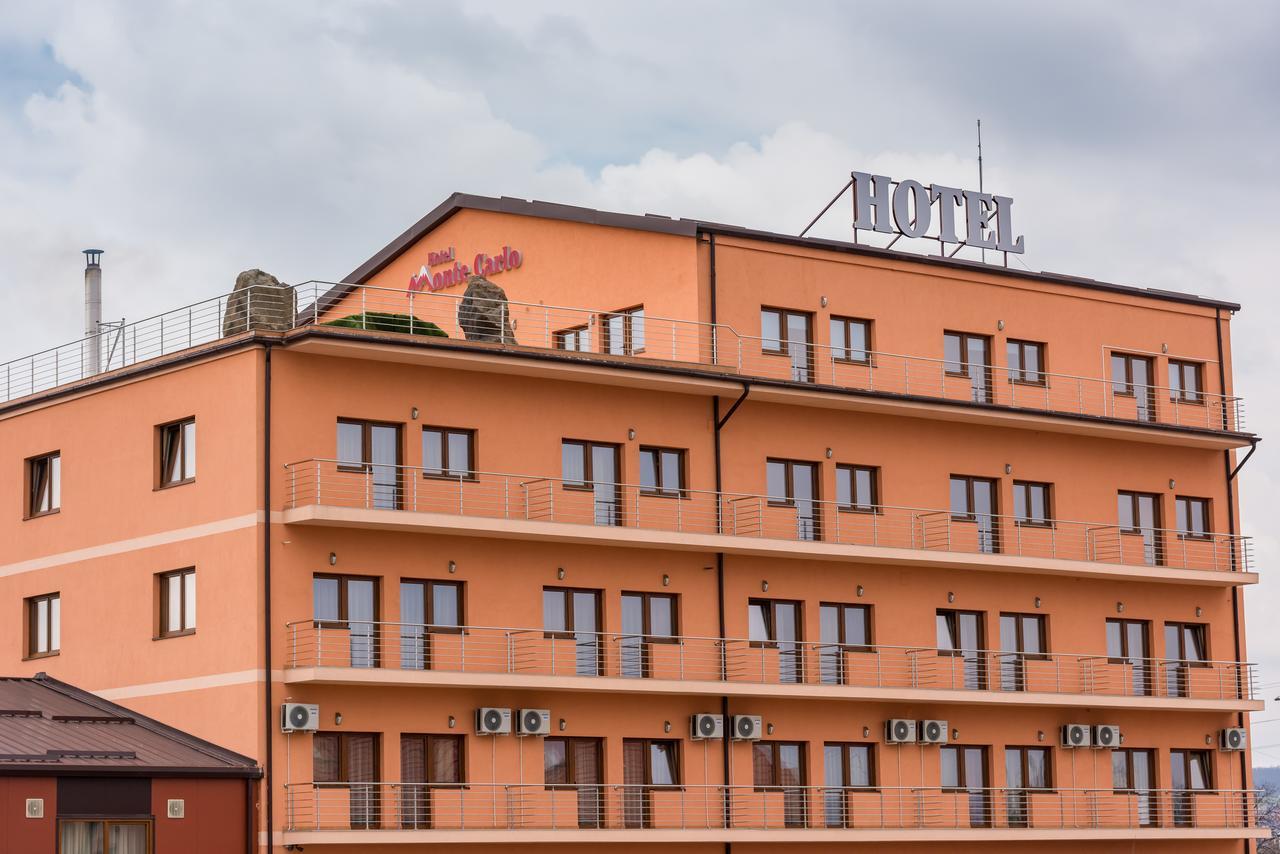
{"left": 851, "top": 171, "right": 1025, "bottom": 254}
{"left": 408, "top": 244, "right": 525, "bottom": 293}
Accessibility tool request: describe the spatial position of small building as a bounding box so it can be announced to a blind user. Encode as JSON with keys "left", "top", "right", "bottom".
{"left": 0, "top": 673, "right": 260, "bottom": 854}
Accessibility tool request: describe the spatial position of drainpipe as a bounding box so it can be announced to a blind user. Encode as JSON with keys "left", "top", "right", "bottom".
{"left": 1214, "top": 309, "right": 1250, "bottom": 854}
{"left": 263, "top": 344, "right": 274, "bottom": 851}
{"left": 707, "top": 232, "right": 730, "bottom": 853}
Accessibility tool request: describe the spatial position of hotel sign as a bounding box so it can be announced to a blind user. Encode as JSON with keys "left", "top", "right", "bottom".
{"left": 852, "top": 171, "right": 1025, "bottom": 254}
{"left": 409, "top": 245, "right": 525, "bottom": 292}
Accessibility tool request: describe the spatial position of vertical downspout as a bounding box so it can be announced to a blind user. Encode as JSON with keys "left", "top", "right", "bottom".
{"left": 1214, "top": 309, "right": 1249, "bottom": 853}
{"left": 263, "top": 344, "right": 274, "bottom": 852}
{"left": 708, "top": 233, "right": 730, "bottom": 853}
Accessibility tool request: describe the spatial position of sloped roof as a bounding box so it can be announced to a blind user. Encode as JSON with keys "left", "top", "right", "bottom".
{"left": 0, "top": 674, "right": 260, "bottom": 777}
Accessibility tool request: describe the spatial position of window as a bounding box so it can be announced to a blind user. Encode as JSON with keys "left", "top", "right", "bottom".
{"left": 561, "top": 440, "right": 622, "bottom": 525}
{"left": 336, "top": 419, "right": 402, "bottom": 509}
{"left": 1110, "top": 352, "right": 1156, "bottom": 421}
{"left": 1118, "top": 490, "right": 1163, "bottom": 565}
{"left": 823, "top": 743, "right": 875, "bottom": 827}
{"left": 819, "top": 603, "right": 872, "bottom": 684}
{"left": 1004, "top": 746, "right": 1051, "bottom": 828}
{"left": 940, "top": 745, "right": 988, "bottom": 789}
{"left": 830, "top": 316, "right": 871, "bottom": 364}
{"left": 601, "top": 306, "right": 645, "bottom": 355}
{"left": 622, "top": 739, "right": 680, "bottom": 826}
{"left": 158, "top": 417, "right": 196, "bottom": 487}
{"left": 313, "top": 574, "right": 380, "bottom": 668}
{"left": 950, "top": 475, "right": 1000, "bottom": 553}
{"left": 1175, "top": 496, "right": 1211, "bottom": 539}
{"left": 399, "top": 579, "right": 462, "bottom": 670}
{"left": 639, "top": 447, "right": 685, "bottom": 497}
{"left": 761, "top": 307, "right": 814, "bottom": 382}
{"left": 749, "top": 598, "right": 803, "bottom": 683}
{"left": 1169, "top": 360, "right": 1203, "bottom": 403}
{"left": 1170, "top": 748, "right": 1213, "bottom": 827}
{"left": 752, "top": 741, "right": 807, "bottom": 827}
{"left": 400, "top": 734, "right": 464, "bottom": 829}
{"left": 58, "top": 820, "right": 152, "bottom": 853}
{"left": 1012, "top": 481, "right": 1052, "bottom": 526}
{"left": 544, "top": 737, "right": 604, "bottom": 828}
{"left": 1006, "top": 340, "right": 1046, "bottom": 385}
{"left": 543, "top": 588, "right": 603, "bottom": 675}
{"left": 25, "top": 451, "right": 60, "bottom": 518}
{"left": 1164, "top": 621, "right": 1208, "bottom": 698}
{"left": 421, "top": 427, "right": 475, "bottom": 480}
{"left": 998, "top": 613, "right": 1046, "bottom": 691}
{"left": 1112, "top": 748, "right": 1157, "bottom": 826}
{"left": 556, "top": 325, "right": 590, "bottom": 352}
{"left": 26, "top": 593, "right": 60, "bottom": 658}
{"left": 1106, "top": 618, "right": 1152, "bottom": 695}
{"left": 836, "top": 465, "right": 878, "bottom": 512}
{"left": 937, "top": 609, "right": 985, "bottom": 689}
{"left": 158, "top": 568, "right": 196, "bottom": 637}
{"left": 621, "top": 592, "right": 676, "bottom": 641}
{"left": 313, "top": 732, "right": 381, "bottom": 829}
{"left": 944, "top": 331, "right": 991, "bottom": 374}
{"left": 766, "top": 458, "right": 821, "bottom": 541}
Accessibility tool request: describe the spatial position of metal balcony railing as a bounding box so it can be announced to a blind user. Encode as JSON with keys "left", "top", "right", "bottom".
{"left": 281, "top": 460, "right": 1254, "bottom": 575}
{"left": 0, "top": 281, "right": 1247, "bottom": 434}
{"left": 284, "top": 620, "right": 1259, "bottom": 703}
{"left": 282, "top": 782, "right": 1258, "bottom": 833}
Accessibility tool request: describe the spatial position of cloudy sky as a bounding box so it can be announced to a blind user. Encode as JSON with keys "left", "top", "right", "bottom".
{"left": 3, "top": 0, "right": 1279, "bottom": 751}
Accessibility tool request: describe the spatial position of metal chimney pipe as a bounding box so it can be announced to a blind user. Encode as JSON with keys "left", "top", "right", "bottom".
{"left": 83, "top": 249, "right": 103, "bottom": 375}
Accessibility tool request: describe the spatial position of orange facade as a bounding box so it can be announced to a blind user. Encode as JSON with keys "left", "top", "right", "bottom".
{"left": 0, "top": 194, "right": 1264, "bottom": 852}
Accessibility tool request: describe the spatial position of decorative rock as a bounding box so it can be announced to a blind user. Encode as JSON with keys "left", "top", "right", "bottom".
{"left": 457, "top": 275, "right": 516, "bottom": 344}
{"left": 222, "top": 269, "right": 297, "bottom": 335}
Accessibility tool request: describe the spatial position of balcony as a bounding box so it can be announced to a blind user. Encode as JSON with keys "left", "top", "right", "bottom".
{"left": 0, "top": 282, "right": 1248, "bottom": 440}
{"left": 283, "top": 620, "right": 1259, "bottom": 712}
{"left": 281, "top": 460, "right": 1256, "bottom": 586}
{"left": 281, "top": 783, "right": 1263, "bottom": 843}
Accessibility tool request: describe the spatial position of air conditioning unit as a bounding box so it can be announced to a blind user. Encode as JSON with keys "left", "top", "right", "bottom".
{"left": 1061, "top": 723, "right": 1091, "bottom": 748}
{"left": 731, "top": 715, "right": 763, "bottom": 741}
{"left": 475, "top": 707, "right": 512, "bottom": 735}
{"left": 885, "top": 719, "right": 916, "bottom": 744}
{"left": 517, "top": 708, "right": 551, "bottom": 736}
{"left": 280, "top": 703, "right": 319, "bottom": 733}
{"left": 917, "top": 719, "right": 949, "bottom": 745}
{"left": 1220, "top": 727, "right": 1247, "bottom": 751}
{"left": 691, "top": 714, "right": 724, "bottom": 740}
{"left": 1092, "top": 725, "right": 1121, "bottom": 749}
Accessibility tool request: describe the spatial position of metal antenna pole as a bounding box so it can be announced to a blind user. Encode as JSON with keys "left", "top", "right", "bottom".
{"left": 977, "top": 119, "right": 986, "bottom": 264}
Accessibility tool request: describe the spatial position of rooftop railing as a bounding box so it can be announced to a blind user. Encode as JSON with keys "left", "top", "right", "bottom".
{"left": 0, "top": 281, "right": 1247, "bottom": 434}
{"left": 283, "top": 782, "right": 1258, "bottom": 833}
{"left": 281, "top": 459, "right": 1253, "bottom": 575}
{"left": 284, "top": 620, "right": 1258, "bottom": 703}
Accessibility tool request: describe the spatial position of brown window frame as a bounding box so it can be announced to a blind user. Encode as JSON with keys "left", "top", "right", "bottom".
{"left": 829, "top": 316, "right": 873, "bottom": 365}
{"left": 1169, "top": 748, "right": 1213, "bottom": 789}
{"left": 621, "top": 591, "right": 678, "bottom": 643}
{"left": 542, "top": 586, "right": 603, "bottom": 641}
{"left": 313, "top": 731, "right": 382, "bottom": 783}
{"left": 543, "top": 736, "right": 604, "bottom": 787}
{"left": 556, "top": 324, "right": 591, "bottom": 352}
{"left": 421, "top": 426, "right": 477, "bottom": 481}
{"left": 1168, "top": 360, "right": 1204, "bottom": 404}
{"left": 312, "top": 573, "right": 381, "bottom": 628}
{"left": 1005, "top": 745, "right": 1053, "bottom": 790}
{"left": 943, "top": 331, "right": 992, "bottom": 377}
{"left": 58, "top": 820, "right": 153, "bottom": 854}
{"left": 400, "top": 733, "right": 465, "bottom": 786}
{"left": 835, "top": 464, "right": 879, "bottom": 513}
{"left": 939, "top": 744, "right": 990, "bottom": 791}
{"left": 1112, "top": 747, "right": 1158, "bottom": 795}
{"left": 1105, "top": 617, "right": 1150, "bottom": 663}
{"left": 1005, "top": 340, "right": 1047, "bottom": 386}
{"left": 760, "top": 307, "right": 813, "bottom": 356}
{"left": 336, "top": 418, "right": 404, "bottom": 473}
{"left": 1110, "top": 352, "right": 1154, "bottom": 398}
{"left": 936, "top": 609, "right": 986, "bottom": 657}
{"left": 24, "top": 451, "right": 60, "bottom": 519}
{"left": 998, "top": 612, "right": 1049, "bottom": 661}
{"left": 819, "top": 602, "right": 873, "bottom": 651}
{"left": 1164, "top": 621, "right": 1209, "bottom": 665}
{"left": 1117, "top": 491, "right": 1164, "bottom": 564}
{"left": 622, "top": 738, "right": 681, "bottom": 788}
{"left": 748, "top": 598, "right": 804, "bottom": 648}
{"left": 1174, "top": 496, "right": 1212, "bottom": 540}
{"left": 766, "top": 458, "right": 821, "bottom": 508}
{"left": 600, "top": 306, "right": 646, "bottom": 356}
{"left": 157, "top": 567, "right": 196, "bottom": 639}
{"left": 400, "top": 578, "right": 464, "bottom": 633}
{"left": 638, "top": 446, "right": 687, "bottom": 498}
{"left": 752, "top": 740, "right": 807, "bottom": 790}
{"left": 25, "top": 592, "right": 60, "bottom": 659}
{"left": 560, "top": 439, "right": 622, "bottom": 491}
{"left": 1012, "top": 481, "right": 1053, "bottom": 527}
{"left": 157, "top": 416, "right": 197, "bottom": 489}
{"left": 823, "top": 741, "right": 877, "bottom": 789}
{"left": 949, "top": 474, "right": 999, "bottom": 522}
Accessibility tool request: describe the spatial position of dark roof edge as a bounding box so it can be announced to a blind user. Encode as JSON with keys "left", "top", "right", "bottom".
{"left": 335, "top": 193, "right": 1240, "bottom": 313}
{"left": 26, "top": 673, "right": 260, "bottom": 773}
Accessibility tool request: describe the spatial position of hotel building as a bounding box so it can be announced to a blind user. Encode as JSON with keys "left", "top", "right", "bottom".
{"left": 0, "top": 192, "right": 1265, "bottom": 852}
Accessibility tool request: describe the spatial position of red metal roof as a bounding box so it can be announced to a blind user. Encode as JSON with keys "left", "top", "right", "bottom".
{"left": 0, "top": 674, "right": 259, "bottom": 777}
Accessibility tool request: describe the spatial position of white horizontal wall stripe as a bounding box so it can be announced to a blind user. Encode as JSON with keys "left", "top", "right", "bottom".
{"left": 96, "top": 668, "right": 286, "bottom": 700}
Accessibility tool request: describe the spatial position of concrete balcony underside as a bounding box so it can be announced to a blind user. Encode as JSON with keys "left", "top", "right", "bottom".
{"left": 283, "top": 665, "right": 1262, "bottom": 713}
{"left": 279, "top": 826, "right": 1269, "bottom": 844}
{"left": 282, "top": 504, "right": 1258, "bottom": 588}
